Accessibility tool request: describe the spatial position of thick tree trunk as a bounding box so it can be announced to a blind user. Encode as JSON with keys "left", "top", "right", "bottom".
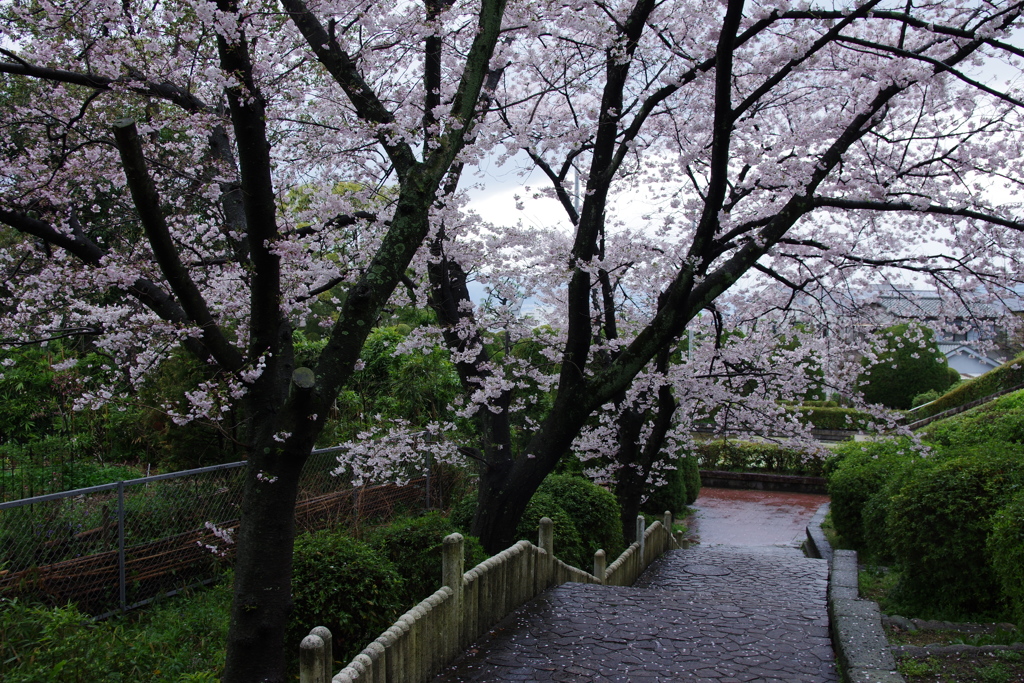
{"left": 222, "top": 446, "right": 307, "bottom": 683}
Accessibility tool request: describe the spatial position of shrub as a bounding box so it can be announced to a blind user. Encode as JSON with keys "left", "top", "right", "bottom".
{"left": 913, "top": 352, "right": 1024, "bottom": 419}
{"left": 449, "top": 491, "right": 586, "bottom": 568}
{"left": 886, "top": 443, "right": 1024, "bottom": 615}
{"left": 988, "top": 491, "right": 1024, "bottom": 627}
{"left": 536, "top": 474, "right": 623, "bottom": 560}
{"left": 790, "top": 406, "right": 874, "bottom": 431}
{"left": 642, "top": 462, "right": 690, "bottom": 522}
{"left": 857, "top": 323, "right": 954, "bottom": 410}
{"left": 680, "top": 456, "right": 701, "bottom": 505}
{"left": 514, "top": 491, "right": 586, "bottom": 569}
{"left": 911, "top": 389, "right": 941, "bottom": 408}
{"left": 826, "top": 438, "right": 920, "bottom": 549}
{"left": 919, "top": 389, "right": 1024, "bottom": 449}
{"left": 366, "top": 511, "right": 488, "bottom": 607}
{"left": 288, "top": 530, "right": 405, "bottom": 662}
{"left": 696, "top": 440, "right": 828, "bottom": 476}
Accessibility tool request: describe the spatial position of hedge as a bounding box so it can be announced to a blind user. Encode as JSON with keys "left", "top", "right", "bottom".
{"left": 696, "top": 440, "right": 828, "bottom": 476}
{"left": 911, "top": 352, "right": 1024, "bottom": 419}
{"left": 987, "top": 490, "right": 1024, "bottom": 627}
{"left": 919, "top": 389, "right": 1024, "bottom": 449}
{"left": 825, "top": 438, "right": 922, "bottom": 550}
{"left": 288, "top": 531, "right": 405, "bottom": 663}
{"left": 366, "top": 512, "right": 488, "bottom": 607}
{"left": 536, "top": 474, "right": 624, "bottom": 560}
{"left": 643, "top": 456, "right": 700, "bottom": 519}
{"left": 886, "top": 443, "right": 1024, "bottom": 615}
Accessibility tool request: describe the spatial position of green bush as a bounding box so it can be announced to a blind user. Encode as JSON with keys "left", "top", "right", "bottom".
{"left": 790, "top": 406, "right": 874, "bottom": 431}
{"left": 919, "top": 389, "right": 1024, "bottom": 449}
{"left": 288, "top": 530, "right": 405, "bottom": 663}
{"left": 451, "top": 487, "right": 600, "bottom": 569}
{"left": 514, "top": 491, "right": 586, "bottom": 569}
{"left": 366, "top": 512, "right": 488, "bottom": 607}
{"left": 826, "top": 438, "right": 921, "bottom": 549}
{"left": 680, "top": 456, "right": 701, "bottom": 505}
{"left": 911, "top": 389, "right": 941, "bottom": 409}
{"left": 857, "top": 323, "right": 955, "bottom": 410}
{"left": 642, "top": 462, "right": 689, "bottom": 522}
{"left": 696, "top": 440, "right": 828, "bottom": 476}
{"left": 886, "top": 443, "right": 1024, "bottom": 615}
{"left": 912, "top": 353, "right": 1024, "bottom": 419}
{"left": 537, "top": 474, "right": 624, "bottom": 560}
{"left": 988, "top": 490, "right": 1024, "bottom": 627}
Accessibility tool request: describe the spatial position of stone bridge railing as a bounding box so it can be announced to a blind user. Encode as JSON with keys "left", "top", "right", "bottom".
{"left": 299, "top": 513, "right": 681, "bottom": 683}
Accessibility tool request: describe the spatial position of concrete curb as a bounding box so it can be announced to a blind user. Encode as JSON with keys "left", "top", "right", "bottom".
{"left": 806, "top": 508, "right": 906, "bottom": 683}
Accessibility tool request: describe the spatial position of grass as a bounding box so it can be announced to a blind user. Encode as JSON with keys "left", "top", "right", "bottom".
{"left": 0, "top": 576, "right": 230, "bottom": 682}
{"left": 897, "top": 650, "right": 1024, "bottom": 683}
{"left": 860, "top": 565, "right": 1024, "bottom": 683}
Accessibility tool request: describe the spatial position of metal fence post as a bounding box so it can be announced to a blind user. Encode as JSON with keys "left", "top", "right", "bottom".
{"left": 118, "top": 480, "right": 126, "bottom": 612}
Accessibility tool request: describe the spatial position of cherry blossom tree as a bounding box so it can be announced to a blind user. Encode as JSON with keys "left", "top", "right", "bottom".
{"left": 0, "top": 0, "right": 511, "bottom": 678}
{"left": 420, "top": 0, "right": 1024, "bottom": 552}
{"left": 3, "top": 0, "right": 1024, "bottom": 679}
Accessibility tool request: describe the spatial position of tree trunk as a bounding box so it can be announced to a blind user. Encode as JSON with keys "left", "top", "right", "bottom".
{"left": 222, "top": 445, "right": 307, "bottom": 683}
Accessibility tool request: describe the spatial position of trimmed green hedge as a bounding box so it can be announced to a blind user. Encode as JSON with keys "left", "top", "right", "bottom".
{"left": 366, "top": 512, "right": 488, "bottom": 607}
{"left": 288, "top": 531, "right": 405, "bottom": 663}
{"left": 452, "top": 475, "right": 623, "bottom": 570}
{"left": 886, "top": 443, "right": 1024, "bottom": 615}
{"left": 642, "top": 456, "right": 700, "bottom": 519}
{"left": 988, "top": 490, "right": 1024, "bottom": 627}
{"left": 912, "top": 352, "right": 1024, "bottom": 419}
{"left": 536, "top": 475, "right": 624, "bottom": 561}
{"left": 696, "top": 440, "right": 828, "bottom": 476}
{"left": 857, "top": 323, "right": 954, "bottom": 410}
{"left": 918, "top": 389, "right": 1024, "bottom": 449}
{"left": 826, "top": 438, "right": 923, "bottom": 550}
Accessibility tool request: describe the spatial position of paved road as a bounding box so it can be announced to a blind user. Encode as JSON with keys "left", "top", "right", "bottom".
{"left": 686, "top": 487, "right": 830, "bottom": 551}
{"left": 433, "top": 489, "right": 837, "bottom": 683}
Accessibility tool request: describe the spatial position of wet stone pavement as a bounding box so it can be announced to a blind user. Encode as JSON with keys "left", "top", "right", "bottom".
{"left": 432, "top": 488, "right": 837, "bottom": 682}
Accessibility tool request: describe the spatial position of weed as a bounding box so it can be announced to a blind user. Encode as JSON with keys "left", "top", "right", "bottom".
{"left": 976, "top": 661, "right": 1012, "bottom": 683}
{"left": 898, "top": 657, "right": 937, "bottom": 676}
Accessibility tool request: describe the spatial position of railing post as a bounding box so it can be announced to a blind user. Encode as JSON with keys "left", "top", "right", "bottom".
{"left": 635, "top": 515, "right": 646, "bottom": 561}
{"left": 310, "top": 626, "right": 332, "bottom": 682}
{"left": 539, "top": 516, "right": 553, "bottom": 586}
{"left": 443, "top": 532, "right": 465, "bottom": 657}
{"left": 300, "top": 634, "right": 326, "bottom": 683}
{"left": 593, "top": 549, "right": 606, "bottom": 585}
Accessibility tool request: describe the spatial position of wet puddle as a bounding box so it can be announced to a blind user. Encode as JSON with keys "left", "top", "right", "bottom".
{"left": 686, "top": 486, "right": 829, "bottom": 551}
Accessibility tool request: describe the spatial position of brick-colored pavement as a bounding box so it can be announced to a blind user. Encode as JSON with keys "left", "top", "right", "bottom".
{"left": 433, "top": 489, "right": 837, "bottom": 683}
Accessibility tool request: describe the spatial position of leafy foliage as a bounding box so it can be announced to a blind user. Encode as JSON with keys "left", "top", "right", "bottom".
{"left": 886, "top": 444, "right": 1024, "bottom": 615}
{"left": 858, "top": 324, "right": 955, "bottom": 410}
{"left": 912, "top": 353, "right": 1024, "bottom": 419}
{"left": 0, "top": 579, "right": 230, "bottom": 682}
{"left": 987, "top": 490, "right": 1024, "bottom": 627}
{"left": 288, "top": 531, "right": 405, "bottom": 664}
{"left": 696, "top": 440, "right": 827, "bottom": 476}
{"left": 642, "top": 455, "right": 700, "bottom": 520}
{"left": 826, "top": 438, "right": 923, "bottom": 549}
{"left": 366, "top": 511, "right": 488, "bottom": 607}
{"left": 919, "top": 389, "right": 1024, "bottom": 449}
{"left": 536, "top": 474, "right": 624, "bottom": 560}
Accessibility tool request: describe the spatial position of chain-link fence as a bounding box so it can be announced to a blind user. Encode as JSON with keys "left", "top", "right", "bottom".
{"left": 0, "top": 447, "right": 466, "bottom": 618}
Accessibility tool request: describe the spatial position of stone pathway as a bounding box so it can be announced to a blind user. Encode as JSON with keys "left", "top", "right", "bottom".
{"left": 433, "top": 489, "right": 837, "bottom": 682}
